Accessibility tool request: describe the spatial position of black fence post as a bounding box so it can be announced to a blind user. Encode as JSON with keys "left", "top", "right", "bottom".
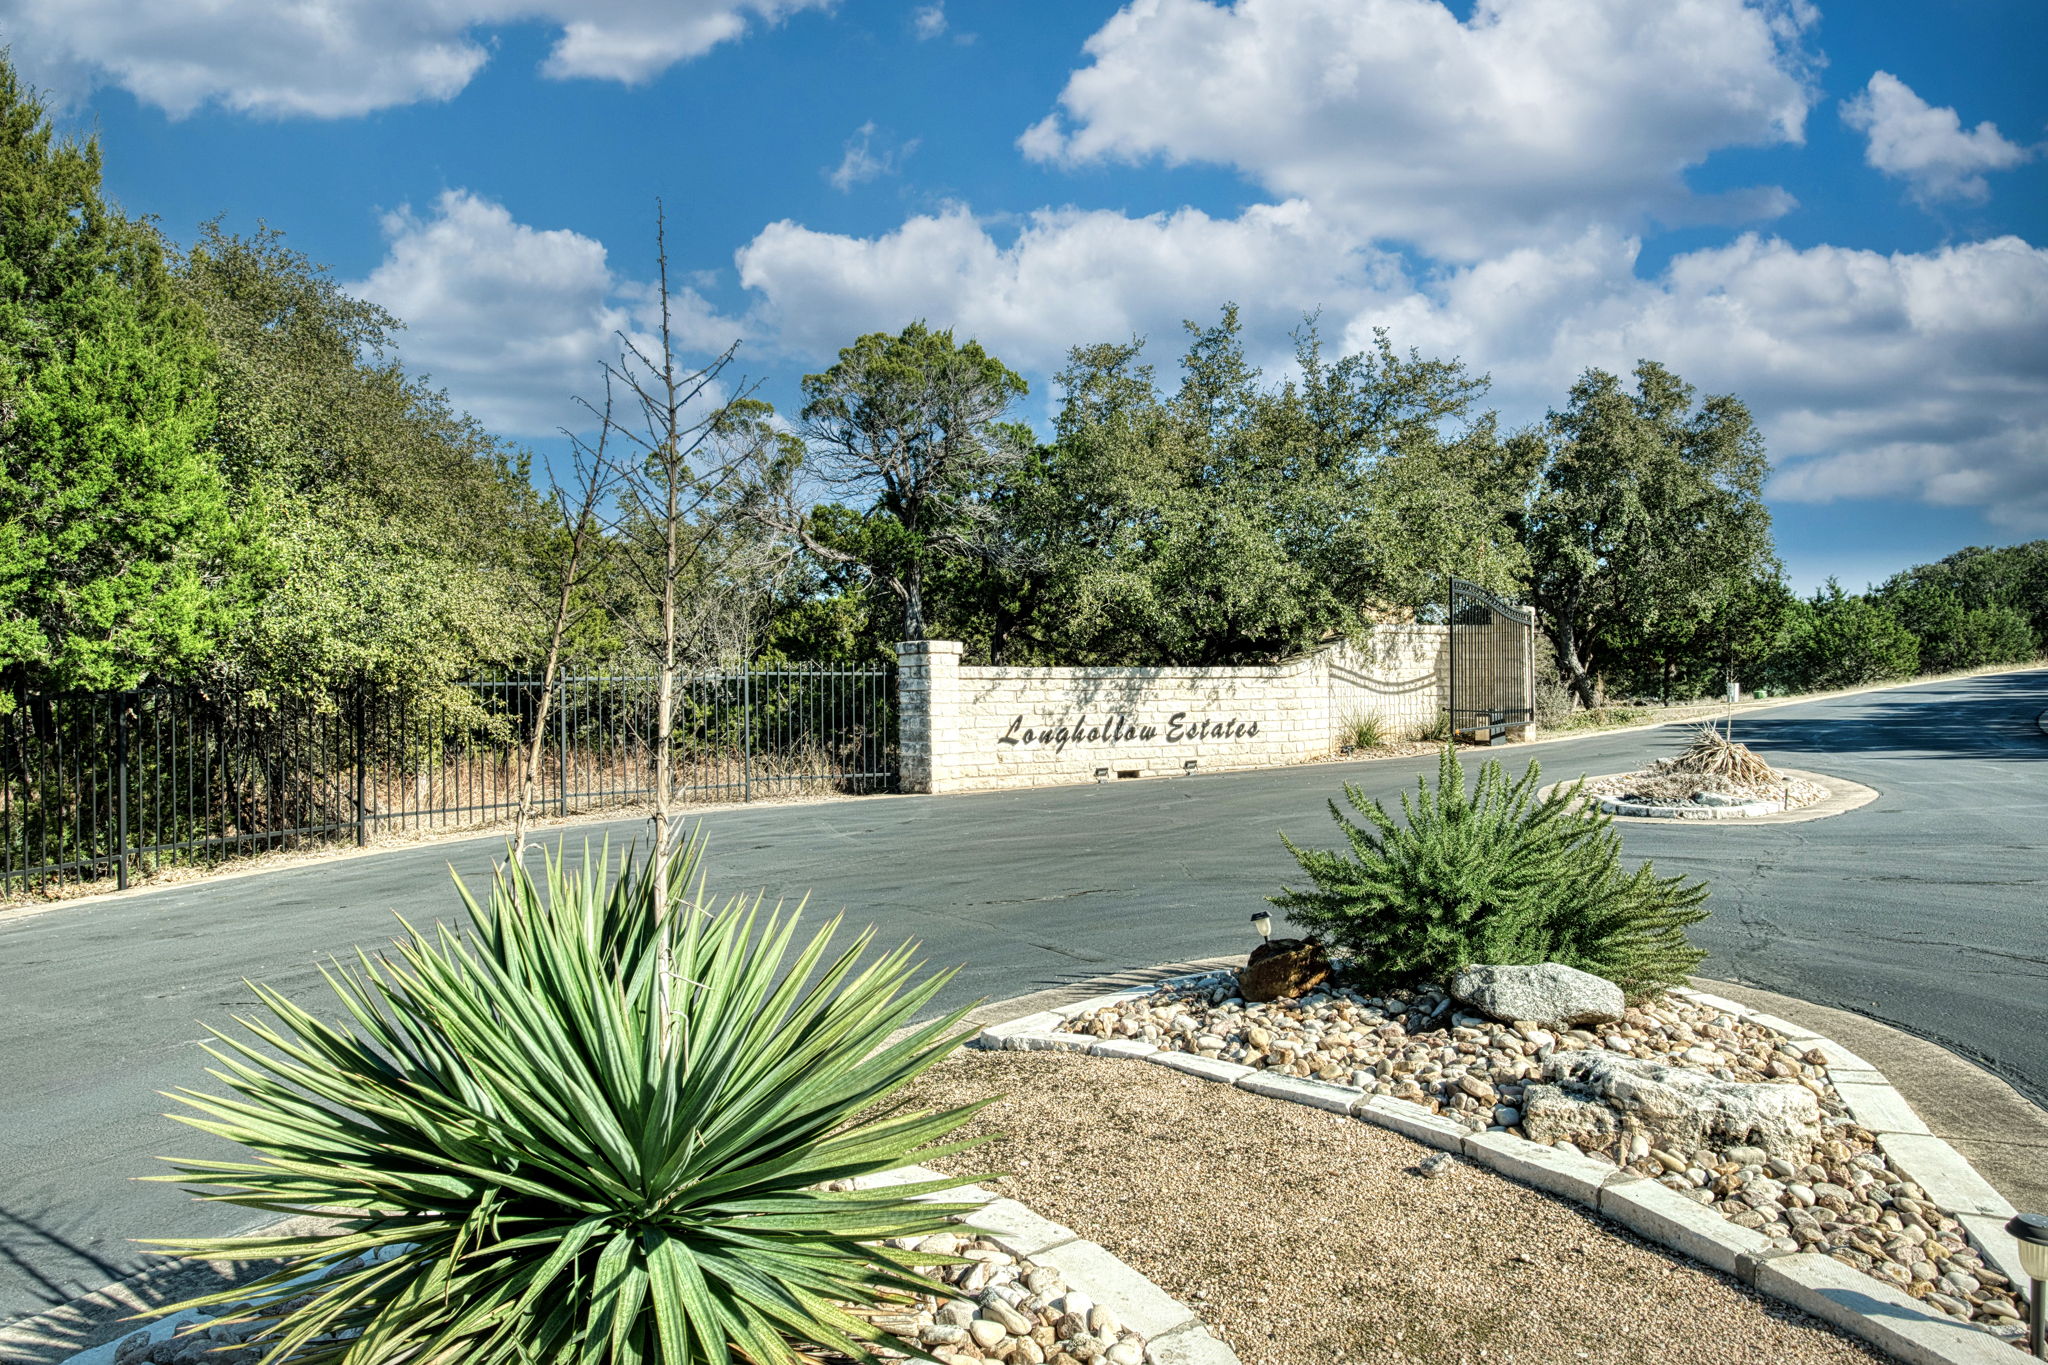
{"left": 354, "top": 682, "right": 368, "bottom": 848}
{"left": 557, "top": 684, "right": 570, "bottom": 816}
{"left": 114, "top": 693, "right": 130, "bottom": 890}
{"left": 742, "top": 666, "right": 754, "bottom": 803}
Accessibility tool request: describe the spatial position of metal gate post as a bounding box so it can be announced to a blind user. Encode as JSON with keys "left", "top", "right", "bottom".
{"left": 741, "top": 667, "right": 754, "bottom": 802}
{"left": 114, "top": 693, "right": 130, "bottom": 890}
{"left": 1446, "top": 573, "right": 1456, "bottom": 740}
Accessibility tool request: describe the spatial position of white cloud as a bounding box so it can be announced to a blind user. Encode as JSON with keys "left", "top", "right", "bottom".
{"left": 0, "top": 0, "right": 831, "bottom": 118}
{"left": 828, "top": 122, "right": 919, "bottom": 192}
{"left": 735, "top": 199, "right": 1403, "bottom": 375}
{"left": 350, "top": 190, "right": 742, "bottom": 437}
{"left": 1374, "top": 231, "right": 2048, "bottom": 529}
{"left": 1020, "top": 0, "right": 1816, "bottom": 257}
{"left": 1841, "top": 71, "right": 2036, "bottom": 206}
{"left": 723, "top": 0, "right": 2048, "bottom": 531}
{"left": 731, "top": 200, "right": 2048, "bottom": 531}
{"left": 911, "top": 3, "right": 946, "bottom": 40}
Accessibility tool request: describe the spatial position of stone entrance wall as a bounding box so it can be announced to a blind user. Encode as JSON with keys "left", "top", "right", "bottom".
{"left": 898, "top": 627, "right": 1529, "bottom": 794}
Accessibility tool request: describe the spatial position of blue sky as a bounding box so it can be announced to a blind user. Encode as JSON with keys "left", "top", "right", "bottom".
{"left": 10, "top": 0, "right": 2046, "bottom": 593}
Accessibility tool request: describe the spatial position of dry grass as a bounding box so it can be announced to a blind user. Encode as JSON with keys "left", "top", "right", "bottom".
{"left": 1662, "top": 724, "right": 1782, "bottom": 786}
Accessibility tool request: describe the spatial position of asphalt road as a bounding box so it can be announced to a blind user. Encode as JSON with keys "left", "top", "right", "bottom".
{"left": 2, "top": 667, "right": 2043, "bottom": 1325}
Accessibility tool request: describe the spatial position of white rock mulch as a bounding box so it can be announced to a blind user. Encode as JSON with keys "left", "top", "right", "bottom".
{"left": 1057, "top": 977, "right": 2031, "bottom": 1341}
{"left": 1578, "top": 770, "right": 1828, "bottom": 818}
{"left": 844, "top": 1230, "right": 1151, "bottom": 1365}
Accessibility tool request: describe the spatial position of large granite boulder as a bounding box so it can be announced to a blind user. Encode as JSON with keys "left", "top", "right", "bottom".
{"left": 1448, "top": 962, "right": 1625, "bottom": 1029}
{"left": 1519, "top": 1050, "right": 1822, "bottom": 1161}
{"left": 1238, "top": 939, "right": 1331, "bottom": 1002}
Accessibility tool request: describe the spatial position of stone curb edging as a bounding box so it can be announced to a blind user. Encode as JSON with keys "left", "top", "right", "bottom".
{"left": 1537, "top": 769, "right": 1880, "bottom": 825}
{"left": 43, "top": 1172, "right": 1240, "bottom": 1365}
{"left": 1598, "top": 794, "right": 1789, "bottom": 819}
{"left": 975, "top": 974, "right": 2028, "bottom": 1365}
{"left": 852, "top": 1165, "right": 1241, "bottom": 1365}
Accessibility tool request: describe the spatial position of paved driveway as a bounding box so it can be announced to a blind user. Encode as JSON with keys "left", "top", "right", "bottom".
{"left": 2, "top": 666, "right": 2042, "bottom": 1324}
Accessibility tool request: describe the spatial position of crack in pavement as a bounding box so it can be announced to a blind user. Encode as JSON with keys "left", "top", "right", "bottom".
{"left": 971, "top": 888, "right": 1127, "bottom": 907}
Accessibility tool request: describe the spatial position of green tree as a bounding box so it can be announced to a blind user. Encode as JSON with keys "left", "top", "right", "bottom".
{"left": 1522, "top": 361, "right": 1776, "bottom": 708}
{"left": 176, "top": 222, "right": 543, "bottom": 698}
{"left": 1870, "top": 580, "right": 2033, "bottom": 673}
{"left": 977, "top": 311, "right": 1523, "bottom": 667}
{"left": 795, "top": 322, "right": 1028, "bottom": 642}
{"left": 1778, "top": 581, "right": 1920, "bottom": 689}
{"left": 1877, "top": 541, "right": 2048, "bottom": 663}
{"left": 0, "top": 60, "right": 249, "bottom": 694}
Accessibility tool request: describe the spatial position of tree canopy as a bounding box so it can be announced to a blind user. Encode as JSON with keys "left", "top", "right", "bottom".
{"left": 176, "top": 222, "right": 542, "bottom": 698}
{"left": 0, "top": 66, "right": 251, "bottom": 695}
{"left": 796, "top": 321, "right": 1028, "bottom": 642}
{"left": 1523, "top": 362, "right": 1775, "bottom": 707}
{"left": 0, "top": 26, "right": 2030, "bottom": 720}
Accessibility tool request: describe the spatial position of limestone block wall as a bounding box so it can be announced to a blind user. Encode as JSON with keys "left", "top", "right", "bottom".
{"left": 896, "top": 623, "right": 1525, "bottom": 794}
{"left": 1325, "top": 626, "right": 1448, "bottom": 736}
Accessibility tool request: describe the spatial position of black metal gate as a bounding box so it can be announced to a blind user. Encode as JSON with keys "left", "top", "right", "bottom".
{"left": 1447, "top": 577, "right": 1535, "bottom": 743}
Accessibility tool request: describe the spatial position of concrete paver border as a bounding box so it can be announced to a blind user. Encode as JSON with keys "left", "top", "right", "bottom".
{"left": 977, "top": 971, "right": 2030, "bottom": 1365}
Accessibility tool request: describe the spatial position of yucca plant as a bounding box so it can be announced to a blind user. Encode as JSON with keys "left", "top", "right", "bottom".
{"left": 147, "top": 837, "right": 991, "bottom": 1363}
{"left": 1272, "top": 745, "right": 1710, "bottom": 996}
{"left": 1341, "top": 713, "right": 1388, "bottom": 750}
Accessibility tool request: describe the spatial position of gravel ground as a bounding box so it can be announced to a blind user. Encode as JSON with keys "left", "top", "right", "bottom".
{"left": 895, "top": 1049, "right": 1892, "bottom": 1365}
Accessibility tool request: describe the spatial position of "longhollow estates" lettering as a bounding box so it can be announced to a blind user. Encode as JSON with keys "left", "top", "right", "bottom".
{"left": 995, "top": 711, "right": 1261, "bottom": 754}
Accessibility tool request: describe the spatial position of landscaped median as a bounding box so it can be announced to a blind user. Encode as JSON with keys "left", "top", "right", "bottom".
{"left": 974, "top": 968, "right": 2031, "bottom": 1365}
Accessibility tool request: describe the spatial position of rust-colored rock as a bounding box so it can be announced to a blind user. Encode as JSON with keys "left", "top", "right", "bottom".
{"left": 1237, "top": 938, "right": 1331, "bottom": 1002}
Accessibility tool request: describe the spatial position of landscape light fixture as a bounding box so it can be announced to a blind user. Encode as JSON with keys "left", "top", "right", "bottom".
{"left": 1183, "top": 758, "right": 1198, "bottom": 773}
{"left": 1094, "top": 767, "right": 1110, "bottom": 783}
{"left": 2005, "top": 1213, "right": 2048, "bottom": 1357}
{"left": 1250, "top": 911, "right": 1272, "bottom": 943}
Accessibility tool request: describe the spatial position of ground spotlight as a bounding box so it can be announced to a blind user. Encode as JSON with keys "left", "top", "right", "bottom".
{"left": 2005, "top": 1213, "right": 2048, "bottom": 1358}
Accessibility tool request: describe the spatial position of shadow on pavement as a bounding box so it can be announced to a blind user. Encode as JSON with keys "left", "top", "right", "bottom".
{"left": 1730, "top": 672, "right": 2048, "bottom": 762}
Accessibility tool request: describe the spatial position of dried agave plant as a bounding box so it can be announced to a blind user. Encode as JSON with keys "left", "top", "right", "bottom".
{"left": 1660, "top": 723, "right": 1781, "bottom": 786}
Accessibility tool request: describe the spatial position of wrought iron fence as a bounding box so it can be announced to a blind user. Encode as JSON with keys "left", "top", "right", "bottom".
{"left": 0, "top": 665, "right": 896, "bottom": 895}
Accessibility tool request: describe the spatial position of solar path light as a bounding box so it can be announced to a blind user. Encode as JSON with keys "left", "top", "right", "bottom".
{"left": 2006, "top": 1213, "right": 2048, "bottom": 1358}
{"left": 1250, "top": 911, "right": 1272, "bottom": 944}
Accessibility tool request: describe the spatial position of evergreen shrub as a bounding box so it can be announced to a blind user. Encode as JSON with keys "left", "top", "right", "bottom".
{"left": 147, "top": 839, "right": 989, "bottom": 1364}
{"left": 1272, "top": 746, "right": 1709, "bottom": 997}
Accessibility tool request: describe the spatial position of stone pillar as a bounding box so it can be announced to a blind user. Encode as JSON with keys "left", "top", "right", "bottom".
{"left": 896, "top": 639, "right": 963, "bottom": 792}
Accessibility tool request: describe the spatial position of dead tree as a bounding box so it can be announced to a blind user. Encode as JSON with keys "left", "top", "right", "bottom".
{"left": 589, "top": 203, "right": 761, "bottom": 870}
{"left": 509, "top": 383, "right": 618, "bottom": 861}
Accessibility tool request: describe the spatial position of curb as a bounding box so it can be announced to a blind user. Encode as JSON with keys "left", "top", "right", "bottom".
{"left": 975, "top": 973, "right": 2029, "bottom": 1365}
{"left": 1536, "top": 769, "right": 1880, "bottom": 826}
{"left": 851, "top": 1165, "right": 1240, "bottom": 1365}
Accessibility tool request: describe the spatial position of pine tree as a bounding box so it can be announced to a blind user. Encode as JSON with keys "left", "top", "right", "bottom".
{"left": 0, "top": 55, "right": 246, "bottom": 694}
{"left": 1273, "top": 746, "right": 1710, "bottom": 997}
